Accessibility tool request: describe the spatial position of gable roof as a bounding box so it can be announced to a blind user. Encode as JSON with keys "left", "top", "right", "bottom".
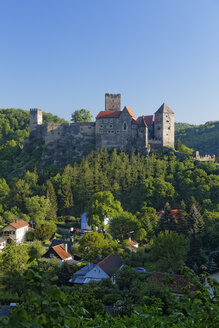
{"left": 52, "top": 243, "right": 72, "bottom": 260}
{"left": 50, "top": 239, "right": 73, "bottom": 250}
{"left": 5, "top": 219, "right": 28, "bottom": 230}
{"left": 155, "top": 103, "right": 174, "bottom": 115}
{"left": 96, "top": 111, "right": 121, "bottom": 119}
{"left": 98, "top": 253, "right": 123, "bottom": 276}
{"left": 123, "top": 106, "right": 135, "bottom": 118}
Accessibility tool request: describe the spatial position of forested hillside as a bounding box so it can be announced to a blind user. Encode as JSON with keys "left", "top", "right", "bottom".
{"left": 175, "top": 121, "right": 219, "bottom": 156}
{"left": 0, "top": 108, "right": 67, "bottom": 177}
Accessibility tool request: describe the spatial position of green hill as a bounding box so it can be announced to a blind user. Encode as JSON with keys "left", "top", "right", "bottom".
{"left": 0, "top": 108, "right": 67, "bottom": 177}
{"left": 175, "top": 121, "right": 219, "bottom": 156}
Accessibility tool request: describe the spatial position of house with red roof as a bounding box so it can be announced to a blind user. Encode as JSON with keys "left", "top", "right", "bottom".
{"left": 2, "top": 219, "right": 29, "bottom": 243}
{"left": 43, "top": 243, "right": 73, "bottom": 262}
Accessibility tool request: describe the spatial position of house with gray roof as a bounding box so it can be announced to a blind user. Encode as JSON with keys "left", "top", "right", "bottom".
{"left": 69, "top": 253, "right": 123, "bottom": 284}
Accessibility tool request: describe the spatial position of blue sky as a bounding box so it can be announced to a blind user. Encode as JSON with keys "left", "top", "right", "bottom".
{"left": 0, "top": 0, "right": 219, "bottom": 124}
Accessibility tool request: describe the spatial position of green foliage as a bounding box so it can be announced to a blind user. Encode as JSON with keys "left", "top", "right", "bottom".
{"left": 0, "top": 241, "right": 29, "bottom": 272}
{"left": 71, "top": 108, "right": 92, "bottom": 123}
{"left": 79, "top": 232, "right": 112, "bottom": 261}
{"left": 175, "top": 138, "right": 194, "bottom": 155}
{"left": 34, "top": 221, "right": 57, "bottom": 241}
{"left": 25, "top": 196, "right": 50, "bottom": 223}
{"left": 150, "top": 231, "right": 188, "bottom": 272}
{"left": 175, "top": 120, "right": 219, "bottom": 156}
{"left": 110, "top": 211, "right": 145, "bottom": 241}
{"left": 87, "top": 191, "right": 123, "bottom": 229}
{"left": 28, "top": 241, "right": 45, "bottom": 262}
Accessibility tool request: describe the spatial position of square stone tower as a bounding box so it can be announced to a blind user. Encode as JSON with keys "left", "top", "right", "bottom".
{"left": 154, "top": 103, "right": 174, "bottom": 148}
{"left": 29, "top": 108, "right": 43, "bottom": 133}
{"left": 105, "top": 93, "right": 121, "bottom": 111}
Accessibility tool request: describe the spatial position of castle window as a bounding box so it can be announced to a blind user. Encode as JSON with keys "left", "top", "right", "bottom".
{"left": 116, "top": 130, "right": 119, "bottom": 134}
{"left": 109, "top": 124, "right": 113, "bottom": 128}
{"left": 104, "top": 119, "right": 108, "bottom": 123}
{"left": 123, "top": 122, "right": 127, "bottom": 131}
{"left": 100, "top": 125, "right": 103, "bottom": 128}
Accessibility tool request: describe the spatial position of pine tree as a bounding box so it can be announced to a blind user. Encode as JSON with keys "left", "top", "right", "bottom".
{"left": 187, "top": 203, "right": 204, "bottom": 235}
{"left": 158, "top": 203, "right": 177, "bottom": 232}
{"left": 43, "top": 180, "right": 58, "bottom": 220}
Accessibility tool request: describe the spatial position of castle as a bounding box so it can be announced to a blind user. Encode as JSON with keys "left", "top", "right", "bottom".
{"left": 29, "top": 94, "right": 175, "bottom": 164}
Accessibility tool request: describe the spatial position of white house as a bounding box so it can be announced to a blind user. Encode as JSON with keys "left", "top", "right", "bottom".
{"left": 2, "top": 220, "right": 29, "bottom": 243}
{"left": 0, "top": 237, "right": 7, "bottom": 252}
{"left": 69, "top": 252, "right": 123, "bottom": 284}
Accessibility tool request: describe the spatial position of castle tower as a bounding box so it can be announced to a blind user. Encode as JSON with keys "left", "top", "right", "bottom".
{"left": 105, "top": 93, "right": 121, "bottom": 111}
{"left": 154, "top": 103, "right": 174, "bottom": 148}
{"left": 29, "top": 108, "right": 43, "bottom": 134}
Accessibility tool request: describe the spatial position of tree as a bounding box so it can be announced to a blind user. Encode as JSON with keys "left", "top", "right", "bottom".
{"left": 158, "top": 203, "right": 177, "bottom": 232}
{"left": 0, "top": 241, "right": 29, "bottom": 272}
{"left": 71, "top": 109, "right": 92, "bottom": 123}
{"left": 28, "top": 241, "right": 45, "bottom": 262}
{"left": 43, "top": 180, "right": 58, "bottom": 220}
{"left": 34, "top": 221, "right": 57, "bottom": 241}
{"left": 25, "top": 196, "right": 50, "bottom": 223}
{"left": 79, "top": 232, "right": 111, "bottom": 261}
{"left": 150, "top": 231, "right": 188, "bottom": 272}
{"left": 110, "top": 211, "right": 145, "bottom": 241}
{"left": 87, "top": 191, "right": 123, "bottom": 229}
{"left": 187, "top": 203, "right": 204, "bottom": 235}
{"left": 136, "top": 205, "right": 158, "bottom": 237}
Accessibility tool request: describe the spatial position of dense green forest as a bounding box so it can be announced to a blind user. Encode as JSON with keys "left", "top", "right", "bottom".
{"left": 0, "top": 109, "right": 219, "bottom": 326}
{"left": 175, "top": 121, "right": 219, "bottom": 156}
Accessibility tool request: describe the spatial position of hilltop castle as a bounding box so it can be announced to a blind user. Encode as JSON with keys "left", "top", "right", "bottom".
{"left": 29, "top": 94, "right": 174, "bottom": 165}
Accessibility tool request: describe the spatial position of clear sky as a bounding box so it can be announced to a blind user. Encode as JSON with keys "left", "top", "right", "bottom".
{"left": 0, "top": 0, "right": 219, "bottom": 124}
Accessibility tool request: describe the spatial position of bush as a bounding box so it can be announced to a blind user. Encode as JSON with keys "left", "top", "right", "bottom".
{"left": 26, "top": 230, "right": 35, "bottom": 241}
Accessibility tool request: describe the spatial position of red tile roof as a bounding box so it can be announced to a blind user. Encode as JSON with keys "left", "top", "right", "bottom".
{"left": 52, "top": 243, "right": 72, "bottom": 260}
{"left": 9, "top": 220, "right": 28, "bottom": 229}
{"left": 98, "top": 252, "right": 123, "bottom": 276}
{"left": 96, "top": 111, "right": 121, "bottom": 119}
{"left": 123, "top": 106, "right": 135, "bottom": 118}
{"left": 159, "top": 209, "right": 181, "bottom": 219}
{"left": 151, "top": 272, "right": 196, "bottom": 294}
{"left": 129, "top": 240, "right": 139, "bottom": 246}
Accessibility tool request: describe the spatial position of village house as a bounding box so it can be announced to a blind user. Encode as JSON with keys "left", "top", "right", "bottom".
{"left": 0, "top": 237, "right": 7, "bottom": 252}
{"left": 2, "top": 219, "right": 29, "bottom": 244}
{"left": 69, "top": 252, "right": 123, "bottom": 284}
{"left": 43, "top": 243, "right": 73, "bottom": 262}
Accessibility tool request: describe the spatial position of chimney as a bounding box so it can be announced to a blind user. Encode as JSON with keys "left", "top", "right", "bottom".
{"left": 65, "top": 243, "right": 68, "bottom": 253}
